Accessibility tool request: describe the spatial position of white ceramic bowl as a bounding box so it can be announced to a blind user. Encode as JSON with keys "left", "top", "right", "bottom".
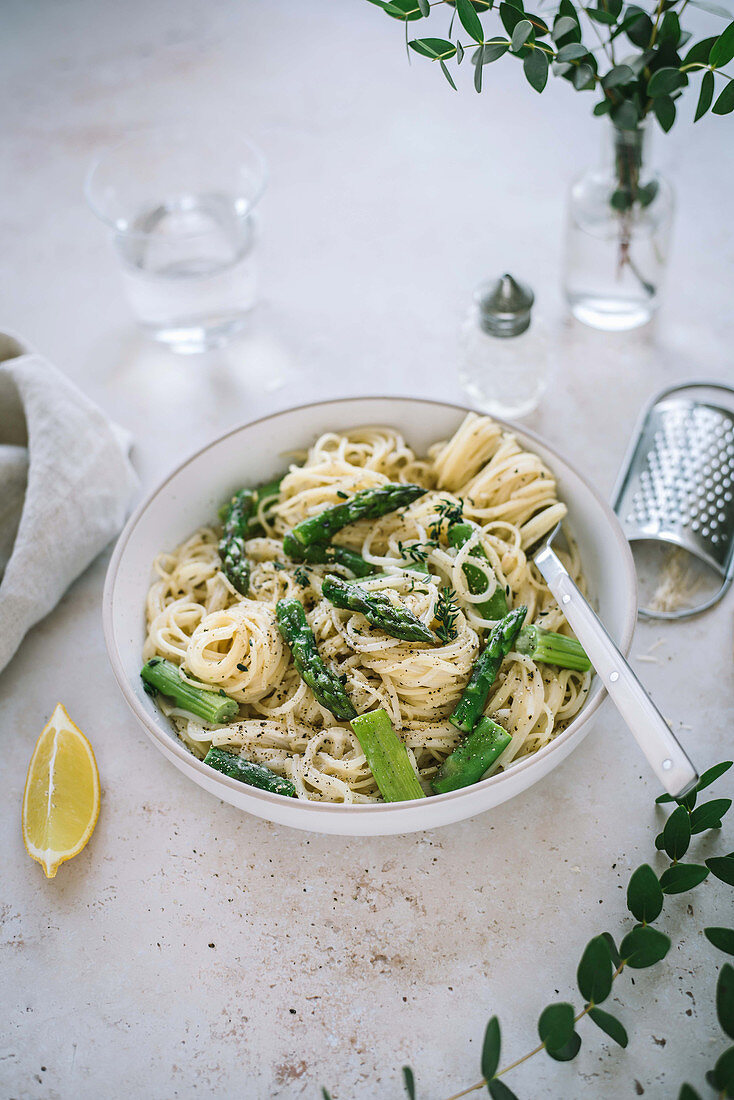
{"left": 103, "top": 397, "right": 637, "bottom": 835}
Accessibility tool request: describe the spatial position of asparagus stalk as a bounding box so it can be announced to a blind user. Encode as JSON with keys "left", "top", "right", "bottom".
{"left": 450, "top": 606, "right": 527, "bottom": 734}
{"left": 219, "top": 488, "right": 257, "bottom": 595}
{"left": 447, "top": 521, "right": 509, "bottom": 621}
{"left": 432, "top": 716, "right": 512, "bottom": 794}
{"left": 204, "top": 746, "right": 296, "bottom": 797}
{"left": 321, "top": 574, "right": 435, "bottom": 644}
{"left": 141, "top": 658, "right": 239, "bottom": 723}
{"left": 515, "top": 624, "right": 591, "bottom": 672}
{"left": 289, "top": 483, "right": 426, "bottom": 548}
{"left": 275, "top": 598, "right": 357, "bottom": 721}
{"left": 283, "top": 532, "right": 376, "bottom": 577}
{"left": 351, "top": 709, "right": 426, "bottom": 802}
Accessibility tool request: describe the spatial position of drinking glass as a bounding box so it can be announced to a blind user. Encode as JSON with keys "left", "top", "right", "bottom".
{"left": 85, "top": 126, "right": 267, "bottom": 354}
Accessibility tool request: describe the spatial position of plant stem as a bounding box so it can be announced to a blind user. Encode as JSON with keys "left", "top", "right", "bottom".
{"left": 442, "top": 962, "right": 628, "bottom": 1100}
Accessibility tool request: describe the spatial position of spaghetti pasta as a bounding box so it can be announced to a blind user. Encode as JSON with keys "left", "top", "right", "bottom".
{"left": 143, "top": 413, "right": 591, "bottom": 802}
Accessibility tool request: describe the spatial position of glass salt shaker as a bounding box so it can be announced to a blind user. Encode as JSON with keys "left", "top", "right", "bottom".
{"left": 459, "top": 273, "right": 550, "bottom": 419}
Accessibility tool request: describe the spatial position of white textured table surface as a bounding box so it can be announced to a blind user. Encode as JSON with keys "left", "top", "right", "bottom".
{"left": 2, "top": 3, "right": 733, "bottom": 1098}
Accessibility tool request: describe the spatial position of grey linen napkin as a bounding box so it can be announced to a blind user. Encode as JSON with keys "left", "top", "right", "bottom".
{"left": 0, "top": 333, "right": 138, "bottom": 673}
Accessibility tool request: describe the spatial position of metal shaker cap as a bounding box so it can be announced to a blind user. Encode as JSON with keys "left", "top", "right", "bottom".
{"left": 476, "top": 273, "right": 534, "bottom": 337}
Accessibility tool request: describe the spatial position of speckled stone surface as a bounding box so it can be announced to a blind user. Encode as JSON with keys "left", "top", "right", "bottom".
{"left": 1, "top": 3, "right": 733, "bottom": 1098}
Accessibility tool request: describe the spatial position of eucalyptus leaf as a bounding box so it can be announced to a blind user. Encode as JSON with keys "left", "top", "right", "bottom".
{"left": 625, "top": 5, "right": 654, "bottom": 48}
{"left": 402, "top": 1066, "right": 416, "bottom": 1099}
{"left": 639, "top": 180, "right": 659, "bottom": 206}
{"left": 588, "top": 1007, "right": 629, "bottom": 1048}
{"left": 627, "top": 864, "right": 664, "bottom": 924}
{"left": 659, "top": 11, "right": 681, "bottom": 44}
{"left": 697, "top": 760, "right": 733, "bottom": 791}
{"left": 655, "top": 96, "right": 682, "bottom": 131}
{"left": 553, "top": 15, "right": 578, "bottom": 39}
{"left": 647, "top": 67, "right": 688, "bottom": 96}
{"left": 706, "top": 852, "right": 734, "bottom": 885}
{"left": 659, "top": 863, "right": 709, "bottom": 894}
{"left": 712, "top": 79, "right": 734, "bottom": 113}
{"left": 620, "top": 925, "right": 671, "bottom": 969}
{"left": 417, "top": 0, "right": 430, "bottom": 14}
{"left": 456, "top": 0, "right": 486, "bottom": 41}
{"left": 612, "top": 98, "right": 640, "bottom": 128}
{"left": 322, "top": 1089, "right": 332, "bottom": 1100}
{"left": 655, "top": 831, "right": 666, "bottom": 850}
{"left": 480, "top": 40, "right": 511, "bottom": 61}
{"left": 524, "top": 47, "right": 549, "bottom": 90}
{"left": 678, "top": 1085, "right": 704, "bottom": 1100}
{"left": 712, "top": 1046, "right": 734, "bottom": 1091}
{"left": 456, "top": 40, "right": 465, "bottom": 62}
{"left": 545, "top": 1032, "right": 581, "bottom": 1062}
{"left": 577, "top": 935, "right": 614, "bottom": 1004}
{"left": 662, "top": 804, "right": 691, "bottom": 859}
{"left": 475, "top": 52, "right": 484, "bottom": 89}
{"left": 538, "top": 1003, "right": 575, "bottom": 1051}
{"left": 499, "top": 2, "right": 525, "bottom": 35}
{"left": 489, "top": 1080, "right": 520, "bottom": 1100}
{"left": 572, "top": 62, "right": 596, "bottom": 90}
{"left": 710, "top": 19, "right": 734, "bottom": 65}
{"left": 601, "top": 932, "right": 621, "bottom": 967}
{"left": 684, "top": 35, "right": 719, "bottom": 64}
{"left": 409, "top": 37, "right": 458, "bottom": 58}
{"left": 481, "top": 1016, "right": 501, "bottom": 1082}
{"left": 512, "top": 18, "right": 534, "bottom": 49}
{"left": 588, "top": 7, "right": 617, "bottom": 23}
{"left": 690, "top": 797, "right": 732, "bottom": 832}
{"left": 611, "top": 188, "right": 633, "bottom": 211}
{"left": 376, "top": 0, "right": 425, "bottom": 21}
{"left": 603, "top": 64, "right": 636, "bottom": 88}
{"left": 695, "top": 68, "right": 714, "bottom": 120}
{"left": 718, "top": 963, "right": 734, "bottom": 1040}
{"left": 594, "top": 98, "right": 612, "bottom": 114}
{"left": 705, "top": 928, "right": 734, "bottom": 956}
{"left": 441, "top": 58, "right": 459, "bottom": 89}
{"left": 556, "top": 42, "right": 588, "bottom": 60}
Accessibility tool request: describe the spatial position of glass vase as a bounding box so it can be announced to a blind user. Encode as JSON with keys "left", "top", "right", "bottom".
{"left": 563, "top": 122, "right": 674, "bottom": 331}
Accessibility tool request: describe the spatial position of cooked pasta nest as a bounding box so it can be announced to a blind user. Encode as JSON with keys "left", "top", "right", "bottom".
{"left": 144, "top": 413, "right": 591, "bottom": 802}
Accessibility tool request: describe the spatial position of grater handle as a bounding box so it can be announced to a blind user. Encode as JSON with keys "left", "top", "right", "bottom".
{"left": 535, "top": 545, "right": 698, "bottom": 798}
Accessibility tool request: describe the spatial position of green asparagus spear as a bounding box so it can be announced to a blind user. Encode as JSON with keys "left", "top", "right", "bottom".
{"left": 515, "top": 624, "right": 591, "bottom": 672}
{"left": 321, "top": 574, "right": 435, "bottom": 644}
{"left": 432, "top": 716, "right": 512, "bottom": 794}
{"left": 282, "top": 532, "right": 376, "bottom": 577}
{"left": 219, "top": 488, "right": 257, "bottom": 595}
{"left": 275, "top": 598, "right": 357, "bottom": 721}
{"left": 447, "top": 522, "right": 509, "bottom": 621}
{"left": 141, "top": 658, "right": 239, "bottom": 723}
{"left": 204, "top": 746, "right": 296, "bottom": 797}
{"left": 289, "top": 483, "right": 426, "bottom": 548}
{"left": 351, "top": 709, "right": 426, "bottom": 802}
{"left": 450, "top": 606, "right": 527, "bottom": 734}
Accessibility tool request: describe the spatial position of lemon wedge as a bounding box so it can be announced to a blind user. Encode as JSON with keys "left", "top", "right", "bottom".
{"left": 22, "top": 703, "right": 101, "bottom": 879}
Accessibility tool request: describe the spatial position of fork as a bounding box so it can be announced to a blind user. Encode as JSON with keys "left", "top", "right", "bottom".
{"left": 533, "top": 523, "right": 698, "bottom": 798}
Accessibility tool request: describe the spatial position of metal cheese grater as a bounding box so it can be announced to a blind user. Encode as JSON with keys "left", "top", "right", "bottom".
{"left": 612, "top": 381, "right": 734, "bottom": 619}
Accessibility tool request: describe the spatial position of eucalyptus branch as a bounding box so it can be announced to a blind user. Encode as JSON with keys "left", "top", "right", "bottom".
{"left": 323, "top": 760, "right": 733, "bottom": 1100}
{"left": 369, "top": 0, "right": 734, "bottom": 124}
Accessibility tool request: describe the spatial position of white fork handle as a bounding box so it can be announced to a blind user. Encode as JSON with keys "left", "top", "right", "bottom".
{"left": 534, "top": 545, "right": 698, "bottom": 798}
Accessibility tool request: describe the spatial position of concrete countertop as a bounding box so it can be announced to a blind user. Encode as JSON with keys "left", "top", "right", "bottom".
{"left": 1, "top": 2, "right": 732, "bottom": 1097}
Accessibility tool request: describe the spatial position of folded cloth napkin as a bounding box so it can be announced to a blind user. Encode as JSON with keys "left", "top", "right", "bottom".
{"left": 0, "top": 333, "right": 138, "bottom": 673}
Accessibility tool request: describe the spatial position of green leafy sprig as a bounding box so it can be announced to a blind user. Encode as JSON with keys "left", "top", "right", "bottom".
{"left": 398, "top": 539, "right": 438, "bottom": 563}
{"left": 323, "top": 760, "right": 733, "bottom": 1098}
{"left": 429, "top": 498, "right": 465, "bottom": 540}
{"left": 435, "top": 585, "right": 460, "bottom": 642}
{"left": 366, "top": 0, "right": 734, "bottom": 125}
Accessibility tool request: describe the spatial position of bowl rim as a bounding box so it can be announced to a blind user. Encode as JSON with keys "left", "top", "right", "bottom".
{"left": 103, "top": 395, "right": 638, "bottom": 818}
